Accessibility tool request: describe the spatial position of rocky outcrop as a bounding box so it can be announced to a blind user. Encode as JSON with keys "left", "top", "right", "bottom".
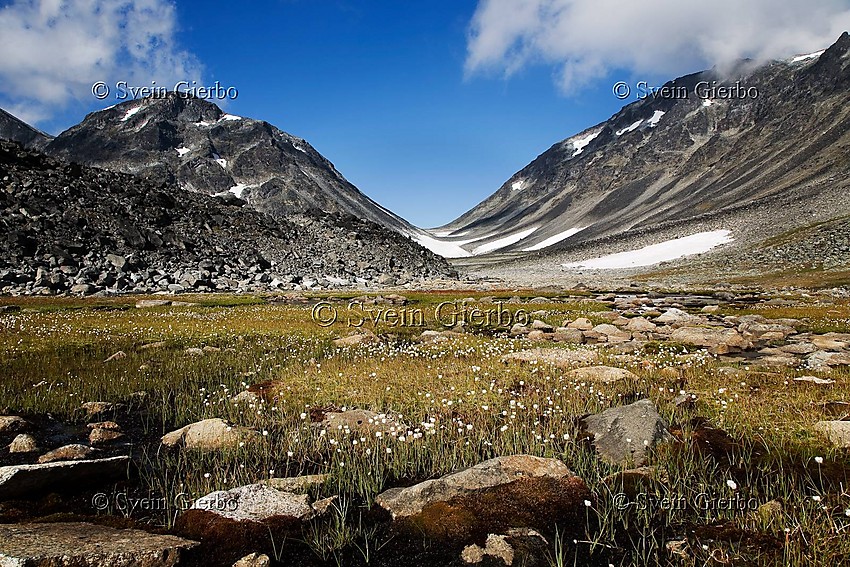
{"left": 0, "top": 141, "right": 456, "bottom": 296}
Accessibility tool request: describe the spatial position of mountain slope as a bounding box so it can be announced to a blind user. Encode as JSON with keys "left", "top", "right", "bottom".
{"left": 44, "top": 94, "right": 412, "bottom": 233}
{"left": 0, "top": 141, "right": 456, "bottom": 295}
{"left": 0, "top": 108, "right": 52, "bottom": 150}
{"left": 433, "top": 33, "right": 850, "bottom": 258}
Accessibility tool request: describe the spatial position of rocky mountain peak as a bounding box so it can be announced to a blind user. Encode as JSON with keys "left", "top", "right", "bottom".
{"left": 43, "top": 95, "right": 413, "bottom": 233}
{"left": 0, "top": 108, "right": 52, "bottom": 150}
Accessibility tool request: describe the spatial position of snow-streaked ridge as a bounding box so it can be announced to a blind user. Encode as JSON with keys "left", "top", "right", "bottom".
{"left": 791, "top": 50, "right": 825, "bottom": 63}
{"left": 472, "top": 226, "right": 539, "bottom": 255}
{"left": 562, "top": 230, "right": 733, "bottom": 270}
{"left": 523, "top": 227, "right": 588, "bottom": 251}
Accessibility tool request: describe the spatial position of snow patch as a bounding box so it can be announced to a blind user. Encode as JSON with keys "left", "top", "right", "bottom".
{"left": 648, "top": 110, "right": 665, "bottom": 127}
{"left": 229, "top": 184, "right": 249, "bottom": 198}
{"left": 562, "top": 230, "right": 733, "bottom": 270}
{"left": 195, "top": 120, "right": 215, "bottom": 127}
{"left": 702, "top": 99, "right": 714, "bottom": 107}
{"left": 175, "top": 147, "right": 191, "bottom": 157}
{"left": 121, "top": 106, "right": 142, "bottom": 122}
{"left": 215, "top": 158, "right": 228, "bottom": 169}
{"left": 616, "top": 119, "right": 643, "bottom": 136}
{"left": 523, "top": 227, "right": 588, "bottom": 251}
{"left": 472, "top": 226, "right": 539, "bottom": 255}
{"left": 293, "top": 143, "right": 307, "bottom": 153}
{"left": 511, "top": 180, "right": 526, "bottom": 191}
{"left": 408, "top": 232, "right": 473, "bottom": 258}
{"left": 791, "top": 50, "right": 825, "bottom": 63}
{"left": 571, "top": 130, "right": 601, "bottom": 157}
{"left": 221, "top": 114, "right": 241, "bottom": 121}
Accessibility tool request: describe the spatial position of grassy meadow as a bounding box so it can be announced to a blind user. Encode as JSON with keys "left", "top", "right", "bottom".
{"left": 0, "top": 292, "right": 848, "bottom": 566}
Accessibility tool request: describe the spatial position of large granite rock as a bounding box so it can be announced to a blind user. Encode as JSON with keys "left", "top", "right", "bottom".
{"left": 0, "top": 456, "right": 129, "bottom": 500}
{"left": 375, "top": 455, "right": 590, "bottom": 541}
{"left": 0, "top": 522, "right": 197, "bottom": 566}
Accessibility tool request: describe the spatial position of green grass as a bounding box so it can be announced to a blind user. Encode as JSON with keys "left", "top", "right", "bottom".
{"left": 1, "top": 293, "right": 848, "bottom": 565}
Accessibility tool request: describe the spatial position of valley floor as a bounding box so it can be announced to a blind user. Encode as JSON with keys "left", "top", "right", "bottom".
{"left": 1, "top": 290, "right": 849, "bottom": 566}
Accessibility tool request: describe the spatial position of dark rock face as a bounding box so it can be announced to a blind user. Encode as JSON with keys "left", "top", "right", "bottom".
{"left": 0, "top": 141, "right": 456, "bottom": 295}
{"left": 44, "top": 94, "right": 412, "bottom": 232}
{"left": 0, "top": 108, "right": 52, "bottom": 150}
{"left": 438, "top": 33, "right": 850, "bottom": 255}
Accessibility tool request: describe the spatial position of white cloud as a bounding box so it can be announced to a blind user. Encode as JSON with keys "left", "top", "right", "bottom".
{"left": 0, "top": 0, "right": 202, "bottom": 125}
{"left": 466, "top": 0, "right": 850, "bottom": 91}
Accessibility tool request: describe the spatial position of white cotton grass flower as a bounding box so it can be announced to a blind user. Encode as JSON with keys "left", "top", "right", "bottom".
{"left": 726, "top": 479, "right": 738, "bottom": 490}
{"left": 814, "top": 456, "right": 824, "bottom": 464}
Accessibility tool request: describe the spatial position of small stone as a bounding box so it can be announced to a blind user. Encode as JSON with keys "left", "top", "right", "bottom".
{"left": 103, "top": 351, "right": 127, "bottom": 363}
{"left": 89, "top": 428, "right": 125, "bottom": 446}
{"left": 0, "top": 416, "right": 28, "bottom": 435}
{"left": 233, "top": 553, "right": 271, "bottom": 567}
{"left": 136, "top": 299, "right": 171, "bottom": 308}
{"left": 566, "top": 366, "right": 639, "bottom": 384}
{"left": 757, "top": 500, "right": 783, "bottom": 523}
{"left": 814, "top": 421, "right": 850, "bottom": 448}
{"left": 161, "top": 418, "right": 257, "bottom": 451}
{"left": 38, "top": 444, "right": 96, "bottom": 463}
{"left": 665, "top": 539, "right": 690, "bottom": 559}
{"left": 9, "top": 434, "right": 39, "bottom": 453}
{"left": 793, "top": 376, "right": 835, "bottom": 385}
{"left": 81, "top": 401, "right": 116, "bottom": 416}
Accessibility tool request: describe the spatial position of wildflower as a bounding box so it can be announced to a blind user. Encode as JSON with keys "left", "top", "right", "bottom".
{"left": 726, "top": 480, "right": 738, "bottom": 490}
{"left": 583, "top": 500, "right": 592, "bottom": 507}
{"left": 815, "top": 456, "right": 824, "bottom": 464}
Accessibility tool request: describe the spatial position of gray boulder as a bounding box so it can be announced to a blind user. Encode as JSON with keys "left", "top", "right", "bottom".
{"left": 583, "top": 399, "right": 674, "bottom": 466}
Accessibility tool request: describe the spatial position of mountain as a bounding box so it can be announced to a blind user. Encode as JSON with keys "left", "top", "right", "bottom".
{"left": 0, "top": 141, "right": 456, "bottom": 296}
{"left": 44, "top": 94, "right": 412, "bottom": 233}
{"left": 0, "top": 108, "right": 52, "bottom": 150}
{"left": 430, "top": 33, "right": 850, "bottom": 260}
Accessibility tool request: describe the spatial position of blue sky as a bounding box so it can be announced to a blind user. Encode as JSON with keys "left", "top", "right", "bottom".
{"left": 2, "top": 0, "right": 847, "bottom": 227}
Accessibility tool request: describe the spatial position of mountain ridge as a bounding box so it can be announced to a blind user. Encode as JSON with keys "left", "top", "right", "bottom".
{"left": 430, "top": 32, "right": 850, "bottom": 260}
